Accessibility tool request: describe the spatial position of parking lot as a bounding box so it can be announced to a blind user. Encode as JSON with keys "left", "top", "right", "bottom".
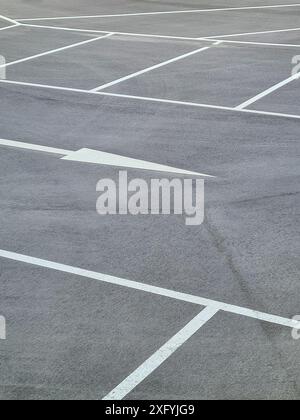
{"left": 0, "top": 0, "right": 299, "bottom": 400}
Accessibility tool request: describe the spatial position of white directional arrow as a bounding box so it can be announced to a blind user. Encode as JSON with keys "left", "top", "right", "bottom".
{"left": 0, "top": 139, "right": 214, "bottom": 177}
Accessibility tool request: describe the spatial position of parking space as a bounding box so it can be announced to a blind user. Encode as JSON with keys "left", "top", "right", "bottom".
{"left": 0, "top": 26, "right": 95, "bottom": 64}
{"left": 127, "top": 312, "right": 300, "bottom": 400}
{"left": 248, "top": 79, "right": 300, "bottom": 115}
{"left": 0, "top": 257, "right": 201, "bottom": 400}
{"left": 106, "top": 42, "right": 296, "bottom": 107}
{"left": 0, "top": 0, "right": 299, "bottom": 401}
{"left": 4, "top": 32, "right": 210, "bottom": 90}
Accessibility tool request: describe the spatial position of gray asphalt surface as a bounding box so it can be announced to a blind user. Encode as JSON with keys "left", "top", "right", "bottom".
{"left": 0, "top": 0, "right": 299, "bottom": 401}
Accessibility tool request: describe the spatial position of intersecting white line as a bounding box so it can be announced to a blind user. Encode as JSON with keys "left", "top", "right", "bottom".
{"left": 236, "top": 71, "right": 300, "bottom": 110}
{"left": 16, "top": 3, "right": 300, "bottom": 21}
{"left": 19, "top": 23, "right": 300, "bottom": 49}
{"left": 91, "top": 42, "right": 221, "bottom": 92}
{"left": 0, "top": 13, "right": 19, "bottom": 26}
{"left": 103, "top": 307, "right": 219, "bottom": 400}
{"left": 0, "top": 24, "right": 19, "bottom": 32}
{"left": 1, "top": 79, "right": 300, "bottom": 121}
{"left": 21, "top": 23, "right": 111, "bottom": 35}
{"left": 0, "top": 33, "right": 113, "bottom": 70}
{"left": 0, "top": 249, "right": 299, "bottom": 330}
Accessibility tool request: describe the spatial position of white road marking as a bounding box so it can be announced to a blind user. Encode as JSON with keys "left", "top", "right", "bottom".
{"left": 0, "top": 33, "right": 113, "bottom": 70}
{"left": 97, "top": 92, "right": 300, "bottom": 120}
{"left": 0, "top": 14, "right": 19, "bottom": 26}
{"left": 16, "top": 3, "right": 300, "bottom": 21}
{"left": 62, "top": 148, "right": 213, "bottom": 177}
{"left": 21, "top": 23, "right": 110, "bottom": 35}
{"left": 0, "top": 79, "right": 90, "bottom": 93}
{"left": 0, "top": 249, "right": 299, "bottom": 330}
{"left": 91, "top": 42, "right": 221, "bottom": 92}
{"left": 205, "top": 26, "right": 300, "bottom": 39}
{"left": 1, "top": 79, "right": 300, "bottom": 120}
{"left": 206, "top": 38, "right": 300, "bottom": 48}
{"left": 0, "top": 24, "right": 19, "bottom": 32}
{"left": 21, "top": 23, "right": 203, "bottom": 41}
{"left": 20, "top": 24, "right": 300, "bottom": 49}
{"left": 0, "top": 139, "right": 212, "bottom": 177}
{"left": 236, "top": 71, "right": 300, "bottom": 110}
{"left": 103, "top": 307, "right": 219, "bottom": 400}
{"left": 0, "top": 138, "right": 71, "bottom": 155}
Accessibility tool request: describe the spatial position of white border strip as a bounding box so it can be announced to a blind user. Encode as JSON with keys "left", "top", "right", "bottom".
{"left": 0, "top": 33, "right": 113, "bottom": 70}
{"left": 236, "top": 71, "right": 300, "bottom": 109}
{"left": 17, "top": 3, "right": 300, "bottom": 21}
{"left": 1, "top": 79, "right": 300, "bottom": 121}
{"left": 91, "top": 42, "right": 221, "bottom": 92}
{"left": 103, "top": 307, "right": 219, "bottom": 400}
{"left": 0, "top": 249, "right": 299, "bottom": 330}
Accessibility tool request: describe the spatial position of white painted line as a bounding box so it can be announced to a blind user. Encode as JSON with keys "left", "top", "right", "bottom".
{"left": 91, "top": 42, "right": 221, "bottom": 92}
{"left": 205, "top": 37, "right": 300, "bottom": 48}
{"left": 20, "top": 24, "right": 300, "bottom": 49}
{"left": 0, "top": 24, "right": 19, "bottom": 32}
{"left": 0, "top": 79, "right": 88, "bottom": 93}
{"left": 62, "top": 148, "right": 213, "bottom": 177}
{"left": 0, "top": 249, "right": 299, "bottom": 330}
{"left": 21, "top": 23, "right": 203, "bottom": 41}
{"left": 0, "top": 33, "right": 113, "bottom": 70}
{"left": 16, "top": 4, "right": 300, "bottom": 21}
{"left": 205, "top": 27, "right": 300, "bottom": 39}
{"left": 103, "top": 307, "right": 219, "bottom": 400}
{"left": 0, "top": 139, "right": 212, "bottom": 177}
{"left": 236, "top": 72, "right": 300, "bottom": 110}
{"left": 21, "top": 23, "right": 110, "bottom": 35}
{"left": 0, "top": 138, "right": 71, "bottom": 155}
{"left": 1, "top": 79, "right": 300, "bottom": 121}
{"left": 98, "top": 91, "right": 300, "bottom": 121}
{"left": 0, "top": 14, "right": 19, "bottom": 26}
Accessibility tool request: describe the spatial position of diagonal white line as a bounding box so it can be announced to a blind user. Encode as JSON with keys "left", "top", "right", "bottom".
{"left": 0, "top": 24, "right": 19, "bottom": 32}
{"left": 0, "top": 138, "right": 71, "bottom": 155}
{"left": 205, "top": 37, "right": 300, "bottom": 48}
{"left": 0, "top": 139, "right": 213, "bottom": 177}
{"left": 236, "top": 72, "right": 300, "bottom": 110}
{"left": 0, "top": 13, "right": 19, "bottom": 25}
{"left": 91, "top": 42, "right": 221, "bottom": 92}
{"left": 20, "top": 23, "right": 110, "bottom": 35}
{"left": 0, "top": 249, "right": 299, "bottom": 330}
{"left": 103, "top": 307, "right": 219, "bottom": 400}
{"left": 205, "top": 26, "right": 300, "bottom": 39}
{"left": 16, "top": 3, "right": 300, "bottom": 21}
{"left": 0, "top": 32, "right": 113, "bottom": 70}
{"left": 19, "top": 24, "right": 300, "bottom": 49}
{"left": 1, "top": 79, "right": 300, "bottom": 121}
{"left": 20, "top": 23, "right": 208, "bottom": 42}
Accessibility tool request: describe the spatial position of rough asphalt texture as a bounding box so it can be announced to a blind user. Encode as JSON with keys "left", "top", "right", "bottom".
{"left": 0, "top": 0, "right": 299, "bottom": 400}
